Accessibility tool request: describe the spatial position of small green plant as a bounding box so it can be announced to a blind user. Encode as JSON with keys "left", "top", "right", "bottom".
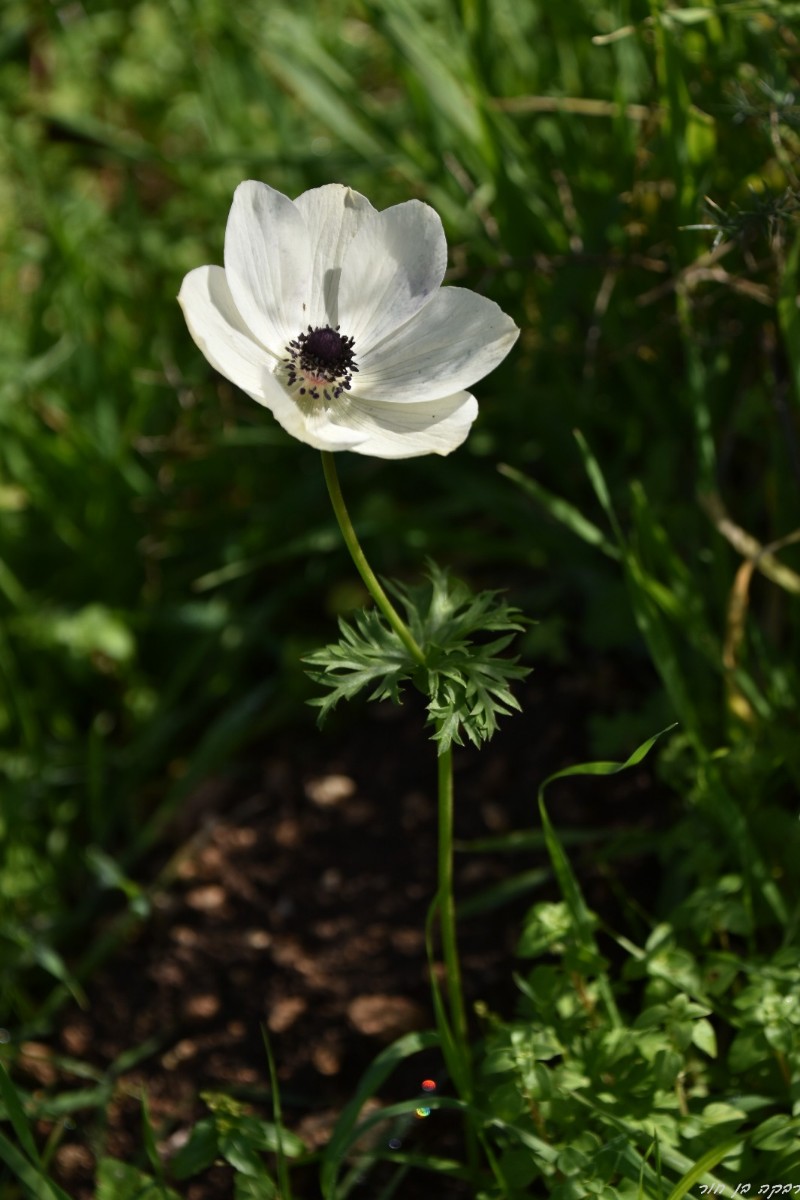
{"left": 177, "top": 174, "right": 527, "bottom": 1170}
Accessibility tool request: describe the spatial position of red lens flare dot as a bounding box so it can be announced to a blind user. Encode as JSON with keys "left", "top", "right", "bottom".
{"left": 421, "top": 1079, "right": 436, "bottom": 1092}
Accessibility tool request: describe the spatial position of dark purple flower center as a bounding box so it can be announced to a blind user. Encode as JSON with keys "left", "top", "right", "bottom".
{"left": 283, "top": 324, "right": 358, "bottom": 402}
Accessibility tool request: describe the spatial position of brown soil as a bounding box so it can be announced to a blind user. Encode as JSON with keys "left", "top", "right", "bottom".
{"left": 16, "top": 664, "right": 668, "bottom": 1199}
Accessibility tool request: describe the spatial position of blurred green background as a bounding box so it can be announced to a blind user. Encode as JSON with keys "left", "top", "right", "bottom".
{"left": 0, "top": 0, "right": 798, "bottom": 1031}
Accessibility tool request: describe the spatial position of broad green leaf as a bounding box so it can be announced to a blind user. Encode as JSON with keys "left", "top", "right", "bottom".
{"left": 169, "top": 1118, "right": 219, "bottom": 1179}
{"left": 96, "top": 1158, "right": 180, "bottom": 1200}
{"left": 692, "top": 1018, "right": 717, "bottom": 1058}
{"left": 751, "top": 1114, "right": 800, "bottom": 1152}
{"left": 219, "top": 1129, "right": 268, "bottom": 1177}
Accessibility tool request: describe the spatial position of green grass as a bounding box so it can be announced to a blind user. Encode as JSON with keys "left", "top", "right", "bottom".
{"left": 1, "top": 0, "right": 799, "bottom": 1194}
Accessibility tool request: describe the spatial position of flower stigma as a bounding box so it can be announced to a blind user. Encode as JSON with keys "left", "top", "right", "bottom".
{"left": 283, "top": 324, "right": 358, "bottom": 407}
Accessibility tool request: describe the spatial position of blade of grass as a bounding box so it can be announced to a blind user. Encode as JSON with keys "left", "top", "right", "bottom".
{"left": 140, "top": 1091, "right": 167, "bottom": 1187}
{"left": 320, "top": 1030, "right": 439, "bottom": 1200}
{"left": 261, "top": 1026, "right": 292, "bottom": 1200}
{"left": 664, "top": 1135, "right": 742, "bottom": 1200}
{"left": 498, "top": 462, "right": 621, "bottom": 559}
{"left": 0, "top": 1063, "right": 72, "bottom": 1199}
{"left": 777, "top": 221, "right": 800, "bottom": 408}
{"left": 0, "top": 1060, "right": 40, "bottom": 1166}
{"left": 536, "top": 726, "right": 677, "bottom": 1029}
{"left": 0, "top": 1129, "right": 71, "bottom": 1200}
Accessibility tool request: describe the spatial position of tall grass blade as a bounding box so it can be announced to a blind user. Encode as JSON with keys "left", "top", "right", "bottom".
{"left": 320, "top": 1030, "right": 439, "bottom": 1199}
{"left": 0, "top": 1060, "right": 40, "bottom": 1167}
{"left": 498, "top": 463, "right": 621, "bottom": 559}
{"left": 664, "top": 1135, "right": 741, "bottom": 1200}
{"left": 261, "top": 1026, "right": 292, "bottom": 1200}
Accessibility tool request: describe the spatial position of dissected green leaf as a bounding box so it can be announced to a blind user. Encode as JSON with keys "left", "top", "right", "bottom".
{"left": 303, "top": 605, "right": 413, "bottom": 718}
{"left": 305, "top": 561, "right": 530, "bottom": 752}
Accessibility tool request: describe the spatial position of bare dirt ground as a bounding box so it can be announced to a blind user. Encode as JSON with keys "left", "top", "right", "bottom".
{"left": 18, "top": 662, "right": 667, "bottom": 1198}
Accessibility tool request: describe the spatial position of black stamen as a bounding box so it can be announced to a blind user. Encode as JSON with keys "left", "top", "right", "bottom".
{"left": 282, "top": 324, "right": 357, "bottom": 403}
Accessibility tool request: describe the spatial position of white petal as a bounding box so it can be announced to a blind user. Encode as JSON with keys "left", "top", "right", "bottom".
{"left": 178, "top": 266, "right": 366, "bottom": 451}
{"left": 263, "top": 379, "right": 369, "bottom": 451}
{"left": 293, "top": 184, "right": 376, "bottom": 328}
{"left": 337, "top": 200, "right": 448, "bottom": 354}
{"left": 327, "top": 391, "right": 479, "bottom": 459}
{"left": 239, "top": 363, "right": 373, "bottom": 452}
{"left": 355, "top": 287, "right": 519, "bottom": 404}
{"left": 178, "top": 265, "right": 276, "bottom": 399}
{"left": 224, "top": 181, "right": 311, "bottom": 356}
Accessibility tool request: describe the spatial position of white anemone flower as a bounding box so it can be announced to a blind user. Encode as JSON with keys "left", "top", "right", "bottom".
{"left": 178, "top": 181, "right": 519, "bottom": 459}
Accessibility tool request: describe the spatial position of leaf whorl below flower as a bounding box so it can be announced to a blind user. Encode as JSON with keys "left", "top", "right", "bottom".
{"left": 303, "top": 562, "right": 531, "bottom": 753}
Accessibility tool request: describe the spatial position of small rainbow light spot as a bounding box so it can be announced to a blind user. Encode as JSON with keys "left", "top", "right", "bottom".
{"left": 415, "top": 1106, "right": 431, "bottom": 1119}
{"left": 421, "top": 1079, "right": 436, "bottom": 1092}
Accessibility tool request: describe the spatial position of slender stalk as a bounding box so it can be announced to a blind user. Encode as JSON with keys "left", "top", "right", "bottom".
{"left": 437, "top": 740, "right": 472, "bottom": 1088}
{"left": 320, "top": 448, "right": 473, "bottom": 1120}
{"left": 320, "top": 452, "right": 426, "bottom": 667}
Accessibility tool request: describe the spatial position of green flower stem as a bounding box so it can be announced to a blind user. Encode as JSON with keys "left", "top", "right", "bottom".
{"left": 437, "top": 738, "right": 472, "bottom": 1089}
{"left": 320, "top": 450, "right": 471, "bottom": 1090}
{"left": 320, "top": 452, "right": 426, "bottom": 668}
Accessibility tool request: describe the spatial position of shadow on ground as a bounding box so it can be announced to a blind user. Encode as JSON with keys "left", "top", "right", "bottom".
{"left": 19, "top": 662, "right": 668, "bottom": 1198}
